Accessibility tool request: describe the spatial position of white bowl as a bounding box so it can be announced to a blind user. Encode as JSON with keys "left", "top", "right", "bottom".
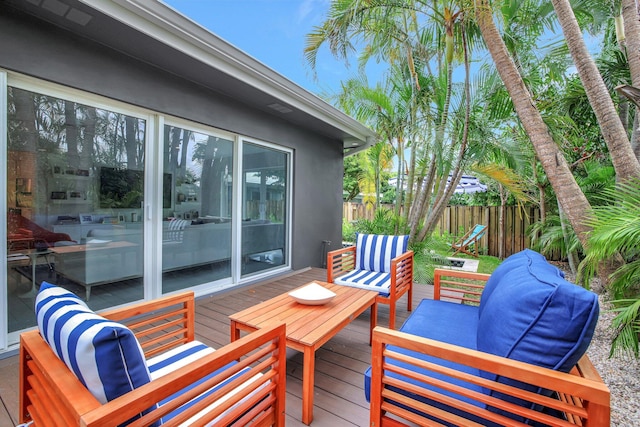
{"left": 86, "top": 239, "right": 111, "bottom": 246}
{"left": 289, "top": 282, "right": 336, "bottom": 305}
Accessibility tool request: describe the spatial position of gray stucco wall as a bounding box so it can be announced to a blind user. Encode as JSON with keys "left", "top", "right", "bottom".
{"left": 0, "top": 10, "right": 344, "bottom": 270}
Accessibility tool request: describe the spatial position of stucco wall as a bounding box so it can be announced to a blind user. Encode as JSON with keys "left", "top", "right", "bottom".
{"left": 0, "top": 10, "right": 344, "bottom": 270}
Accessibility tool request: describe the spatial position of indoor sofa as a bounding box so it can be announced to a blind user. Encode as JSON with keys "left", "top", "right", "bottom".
{"left": 366, "top": 249, "right": 610, "bottom": 426}
{"left": 20, "top": 283, "right": 286, "bottom": 426}
{"left": 8, "top": 211, "right": 74, "bottom": 250}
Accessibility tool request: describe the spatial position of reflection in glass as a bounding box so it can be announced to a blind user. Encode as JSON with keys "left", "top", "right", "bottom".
{"left": 162, "top": 125, "right": 233, "bottom": 292}
{"left": 6, "top": 87, "right": 145, "bottom": 332}
{"left": 241, "top": 143, "right": 288, "bottom": 276}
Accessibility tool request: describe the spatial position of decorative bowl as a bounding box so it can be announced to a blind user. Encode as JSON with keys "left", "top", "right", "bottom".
{"left": 289, "top": 282, "right": 336, "bottom": 305}
{"left": 86, "top": 239, "right": 111, "bottom": 246}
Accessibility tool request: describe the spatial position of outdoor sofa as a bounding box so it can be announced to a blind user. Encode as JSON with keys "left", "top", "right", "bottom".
{"left": 366, "top": 249, "right": 610, "bottom": 426}
{"left": 19, "top": 284, "right": 286, "bottom": 426}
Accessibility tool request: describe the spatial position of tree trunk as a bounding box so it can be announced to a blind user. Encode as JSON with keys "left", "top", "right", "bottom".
{"left": 622, "top": 0, "right": 640, "bottom": 86}
{"left": 552, "top": 0, "right": 640, "bottom": 180}
{"left": 124, "top": 116, "right": 138, "bottom": 169}
{"left": 621, "top": 0, "right": 640, "bottom": 162}
{"left": 65, "top": 101, "right": 79, "bottom": 169}
{"left": 475, "top": 0, "right": 593, "bottom": 247}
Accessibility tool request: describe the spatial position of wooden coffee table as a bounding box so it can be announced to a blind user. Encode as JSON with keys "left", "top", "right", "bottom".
{"left": 230, "top": 281, "right": 378, "bottom": 425}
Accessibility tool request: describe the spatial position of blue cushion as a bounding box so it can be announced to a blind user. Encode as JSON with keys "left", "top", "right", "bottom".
{"left": 476, "top": 250, "right": 599, "bottom": 423}
{"left": 355, "top": 234, "right": 409, "bottom": 273}
{"left": 477, "top": 250, "right": 598, "bottom": 373}
{"left": 334, "top": 269, "right": 391, "bottom": 296}
{"left": 364, "top": 300, "right": 497, "bottom": 426}
{"left": 478, "top": 249, "right": 561, "bottom": 317}
{"left": 35, "top": 282, "right": 156, "bottom": 422}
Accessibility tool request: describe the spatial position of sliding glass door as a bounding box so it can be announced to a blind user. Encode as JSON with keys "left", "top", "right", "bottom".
{"left": 6, "top": 85, "right": 146, "bottom": 332}
{"left": 162, "top": 124, "right": 234, "bottom": 292}
{"left": 241, "top": 142, "right": 289, "bottom": 276}
{"left": 3, "top": 75, "right": 292, "bottom": 345}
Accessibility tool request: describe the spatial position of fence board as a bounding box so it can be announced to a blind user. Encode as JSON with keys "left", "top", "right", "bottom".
{"left": 343, "top": 202, "right": 546, "bottom": 260}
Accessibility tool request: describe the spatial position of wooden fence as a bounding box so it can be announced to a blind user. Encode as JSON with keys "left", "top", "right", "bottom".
{"left": 343, "top": 203, "right": 544, "bottom": 259}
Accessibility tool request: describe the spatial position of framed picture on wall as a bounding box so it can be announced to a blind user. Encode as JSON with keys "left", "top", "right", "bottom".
{"left": 79, "top": 213, "right": 94, "bottom": 224}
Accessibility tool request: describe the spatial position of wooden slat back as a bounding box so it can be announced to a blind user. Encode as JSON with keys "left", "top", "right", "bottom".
{"left": 101, "top": 291, "right": 195, "bottom": 358}
{"left": 433, "top": 268, "right": 491, "bottom": 304}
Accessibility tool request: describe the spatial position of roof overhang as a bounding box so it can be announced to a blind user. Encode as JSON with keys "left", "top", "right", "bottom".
{"left": 6, "top": 0, "right": 377, "bottom": 154}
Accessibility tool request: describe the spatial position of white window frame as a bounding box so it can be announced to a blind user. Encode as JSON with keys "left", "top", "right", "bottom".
{"left": 236, "top": 136, "right": 293, "bottom": 284}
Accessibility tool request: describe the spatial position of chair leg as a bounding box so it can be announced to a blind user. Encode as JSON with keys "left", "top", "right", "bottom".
{"left": 388, "top": 302, "right": 396, "bottom": 330}
{"left": 407, "top": 285, "right": 413, "bottom": 312}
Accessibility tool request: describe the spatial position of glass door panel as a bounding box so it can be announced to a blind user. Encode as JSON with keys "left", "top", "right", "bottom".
{"left": 6, "top": 86, "right": 145, "bottom": 332}
{"left": 241, "top": 143, "right": 288, "bottom": 276}
{"left": 162, "top": 125, "right": 233, "bottom": 293}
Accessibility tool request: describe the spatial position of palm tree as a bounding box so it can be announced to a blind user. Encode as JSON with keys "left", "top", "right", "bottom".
{"left": 581, "top": 178, "right": 640, "bottom": 357}
{"left": 551, "top": 0, "right": 640, "bottom": 180}
{"left": 474, "top": 0, "right": 593, "bottom": 247}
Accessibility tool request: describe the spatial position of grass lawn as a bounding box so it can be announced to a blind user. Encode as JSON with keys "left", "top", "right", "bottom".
{"left": 413, "top": 248, "right": 502, "bottom": 284}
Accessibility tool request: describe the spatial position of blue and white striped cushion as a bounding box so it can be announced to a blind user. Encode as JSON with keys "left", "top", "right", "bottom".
{"left": 148, "top": 341, "right": 264, "bottom": 426}
{"left": 334, "top": 269, "right": 391, "bottom": 297}
{"left": 35, "top": 282, "right": 154, "bottom": 411}
{"left": 356, "top": 234, "right": 409, "bottom": 273}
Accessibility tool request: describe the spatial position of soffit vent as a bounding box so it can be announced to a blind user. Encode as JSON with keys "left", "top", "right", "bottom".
{"left": 267, "top": 103, "right": 293, "bottom": 114}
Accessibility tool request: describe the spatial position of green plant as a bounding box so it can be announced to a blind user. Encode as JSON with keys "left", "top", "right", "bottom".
{"left": 580, "top": 179, "right": 640, "bottom": 358}
{"left": 352, "top": 207, "right": 406, "bottom": 236}
{"left": 342, "top": 218, "right": 356, "bottom": 242}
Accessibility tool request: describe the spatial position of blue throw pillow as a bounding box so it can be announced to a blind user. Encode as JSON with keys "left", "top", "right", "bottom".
{"left": 477, "top": 250, "right": 598, "bottom": 374}
{"left": 35, "top": 282, "right": 157, "bottom": 423}
{"left": 355, "top": 233, "right": 409, "bottom": 273}
{"left": 478, "top": 249, "right": 562, "bottom": 318}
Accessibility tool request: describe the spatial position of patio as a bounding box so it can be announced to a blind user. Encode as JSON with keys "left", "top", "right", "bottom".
{"left": 0, "top": 267, "right": 431, "bottom": 427}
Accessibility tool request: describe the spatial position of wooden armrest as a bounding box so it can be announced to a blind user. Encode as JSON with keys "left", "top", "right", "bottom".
{"left": 389, "top": 250, "right": 414, "bottom": 294}
{"left": 433, "top": 268, "right": 491, "bottom": 304}
{"left": 370, "top": 327, "right": 610, "bottom": 427}
{"left": 327, "top": 246, "right": 356, "bottom": 283}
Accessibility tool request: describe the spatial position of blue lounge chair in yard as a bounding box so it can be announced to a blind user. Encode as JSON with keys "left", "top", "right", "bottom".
{"left": 452, "top": 224, "right": 486, "bottom": 257}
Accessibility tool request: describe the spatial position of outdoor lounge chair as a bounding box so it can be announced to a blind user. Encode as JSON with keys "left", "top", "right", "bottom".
{"left": 19, "top": 283, "right": 286, "bottom": 426}
{"left": 327, "top": 233, "right": 413, "bottom": 329}
{"left": 452, "top": 223, "right": 486, "bottom": 257}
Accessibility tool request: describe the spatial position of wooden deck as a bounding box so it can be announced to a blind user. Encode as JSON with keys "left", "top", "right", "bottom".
{"left": 0, "top": 267, "right": 434, "bottom": 426}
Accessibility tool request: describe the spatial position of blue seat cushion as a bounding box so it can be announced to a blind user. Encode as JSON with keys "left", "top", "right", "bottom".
{"left": 35, "top": 282, "right": 157, "bottom": 425}
{"left": 334, "top": 269, "right": 391, "bottom": 297}
{"left": 364, "top": 300, "right": 498, "bottom": 426}
{"left": 355, "top": 234, "right": 409, "bottom": 273}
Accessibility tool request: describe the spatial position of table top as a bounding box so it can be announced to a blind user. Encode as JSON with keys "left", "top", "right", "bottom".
{"left": 49, "top": 240, "right": 137, "bottom": 254}
{"left": 230, "top": 281, "right": 377, "bottom": 348}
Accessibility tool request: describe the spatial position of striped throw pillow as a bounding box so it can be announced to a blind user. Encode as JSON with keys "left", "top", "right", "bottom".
{"left": 356, "top": 234, "right": 409, "bottom": 273}
{"left": 35, "top": 282, "right": 157, "bottom": 423}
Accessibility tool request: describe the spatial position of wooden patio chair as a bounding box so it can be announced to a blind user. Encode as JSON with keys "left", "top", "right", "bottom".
{"left": 327, "top": 234, "right": 413, "bottom": 329}
{"left": 452, "top": 223, "right": 486, "bottom": 257}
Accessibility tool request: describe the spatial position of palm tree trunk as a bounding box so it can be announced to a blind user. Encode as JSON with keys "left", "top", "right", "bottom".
{"left": 551, "top": 0, "right": 640, "bottom": 180}
{"left": 622, "top": 0, "right": 640, "bottom": 87}
{"left": 475, "top": 0, "right": 593, "bottom": 247}
{"left": 621, "top": 0, "right": 640, "bottom": 162}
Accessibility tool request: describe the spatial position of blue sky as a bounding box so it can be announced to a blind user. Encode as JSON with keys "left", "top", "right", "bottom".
{"left": 163, "top": 0, "right": 371, "bottom": 97}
